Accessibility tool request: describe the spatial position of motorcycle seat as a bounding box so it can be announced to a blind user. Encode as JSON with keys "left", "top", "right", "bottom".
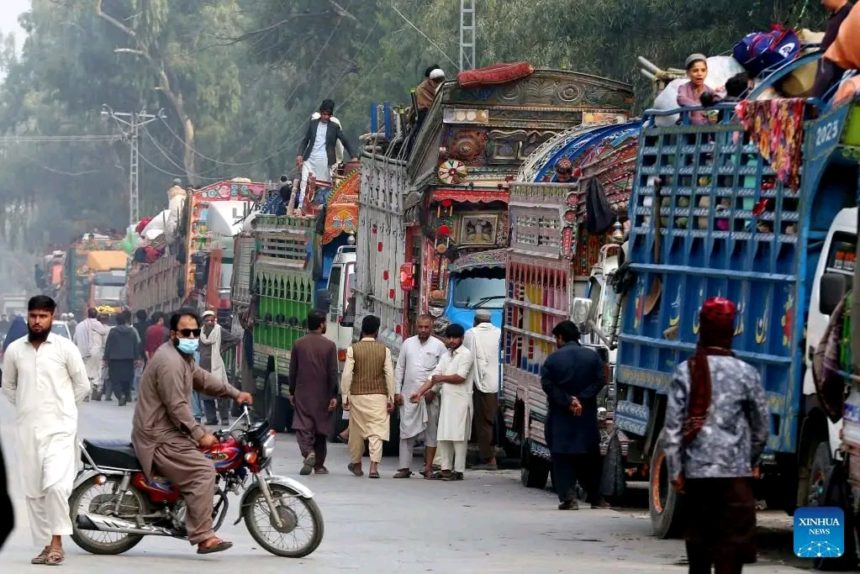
{"left": 82, "top": 439, "right": 142, "bottom": 471}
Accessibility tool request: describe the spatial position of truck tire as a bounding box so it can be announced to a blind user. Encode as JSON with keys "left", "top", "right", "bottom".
{"left": 809, "top": 442, "right": 857, "bottom": 572}
{"left": 649, "top": 439, "right": 683, "bottom": 539}
{"left": 520, "top": 439, "right": 549, "bottom": 489}
{"left": 601, "top": 432, "right": 627, "bottom": 503}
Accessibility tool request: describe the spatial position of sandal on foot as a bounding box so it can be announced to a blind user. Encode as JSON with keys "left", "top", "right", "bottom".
{"left": 442, "top": 471, "right": 464, "bottom": 481}
{"left": 368, "top": 471, "right": 380, "bottom": 479}
{"left": 197, "top": 539, "right": 233, "bottom": 554}
{"left": 429, "top": 471, "right": 451, "bottom": 480}
{"left": 45, "top": 547, "right": 64, "bottom": 566}
{"left": 347, "top": 462, "right": 364, "bottom": 477}
{"left": 393, "top": 469, "right": 412, "bottom": 479}
{"left": 31, "top": 546, "right": 50, "bottom": 565}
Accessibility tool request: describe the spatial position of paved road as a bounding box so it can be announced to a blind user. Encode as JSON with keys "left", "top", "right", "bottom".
{"left": 0, "top": 399, "right": 809, "bottom": 573}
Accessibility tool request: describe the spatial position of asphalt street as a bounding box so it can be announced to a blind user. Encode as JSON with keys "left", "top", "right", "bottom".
{"left": 0, "top": 398, "right": 810, "bottom": 573}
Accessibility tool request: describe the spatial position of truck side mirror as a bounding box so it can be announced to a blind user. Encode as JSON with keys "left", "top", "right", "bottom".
{"left": 315, "top": 289, "right": 332, "bottom": 312}
{"left": 572, "top": 298, "right": 593, "bottom": 333}
{"left": 820, "top": 273, "right": 847, "bottom": 316}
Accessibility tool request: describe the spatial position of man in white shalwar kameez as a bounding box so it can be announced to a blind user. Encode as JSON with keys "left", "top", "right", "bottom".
{"left": 73, "top": 307, "right": 108, "bottom": 401}
{"left": 3, "top": 296, "right": 90, "bottom": 565}
{"left": 393, "top": 315, "right": 446, "bottom": 478}
{"left": 412, "top": 324, "right": 474, "bottom": 481}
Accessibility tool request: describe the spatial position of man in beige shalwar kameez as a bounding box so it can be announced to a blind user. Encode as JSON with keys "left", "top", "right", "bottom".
{"left": 340, "top": 315, "right": 394, "bottom": 479}
{"left": 132, "top": 308, "right": 253, "bottom": 555}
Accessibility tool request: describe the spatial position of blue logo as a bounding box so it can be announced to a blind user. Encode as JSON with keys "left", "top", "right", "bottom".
{"left": 794, "top": 507, "right": 844, "bottom": 558}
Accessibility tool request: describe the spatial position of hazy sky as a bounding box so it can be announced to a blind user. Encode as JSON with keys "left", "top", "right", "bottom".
{"left": 0, "top": 0, "right": 29, "bottom": 51}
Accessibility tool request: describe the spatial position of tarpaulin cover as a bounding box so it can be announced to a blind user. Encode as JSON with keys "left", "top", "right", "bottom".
{"left": 86, "top": 251, "right": 128, "bottom": 271}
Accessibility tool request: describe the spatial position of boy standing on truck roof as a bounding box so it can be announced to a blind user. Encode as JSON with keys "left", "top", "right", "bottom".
{"left": 664, "top": 297, "right": 769, "bottom": 573}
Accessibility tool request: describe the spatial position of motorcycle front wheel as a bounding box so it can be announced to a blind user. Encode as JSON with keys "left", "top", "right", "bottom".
{"left": 69, "top": 475, "right": 146, "bottom": 555}
{"left": 243, "top": 483, "right": 324, "bottom": 557}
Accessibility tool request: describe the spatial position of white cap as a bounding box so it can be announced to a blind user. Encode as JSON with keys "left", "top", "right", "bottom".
{"left": 202, "top": 310, "right": 216, "bottom": 318}
{"left": 429, "top": 68, "right": 445, "bottom": 80}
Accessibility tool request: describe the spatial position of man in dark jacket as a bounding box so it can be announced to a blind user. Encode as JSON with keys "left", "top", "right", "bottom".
{"left": 295, "top": 99, "right": 356, "bottom": 209}
{"left": 540, "top": 320, "right": 608, "bottom": 510}
{"left": 103, "top": 311, "right": 141, "bottom": 406}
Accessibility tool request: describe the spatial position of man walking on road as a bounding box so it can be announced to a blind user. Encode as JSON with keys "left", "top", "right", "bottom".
{"left": 393, "top": 314, "right": 446, "bottom": 478}
{"left": 465, "top": 309, "right": 501, "bottom": 470}
{"left": 289, "top": 310, "right": 339, "bottom": 476}
{"left": 3, "top": 295, "right": 91, "bottom": 565}
{"left": 74, "top": 307, "right": 108, "bottom": 401}
{"left": 664, "top": 298, "right": 769, "bottom": 574}
{"left": 103, "top": 310, "right": 141, "bottom": 406}
{"left": 413, "top": 324, "right": 474, "bottom": 481}
{"left": 541, "top": 320, "right": 609, "bottom": 510}
{"left": 144, "top": 311, "right": 168, "bottom": 361}
{"left": 132, "top": 308, "right": 253, "bottom": 555}
{"left": 199, "top": 310, "right": 241, "bottom": 426}
{"left": 340, "top": 315, "right": 395, "bottom": 479}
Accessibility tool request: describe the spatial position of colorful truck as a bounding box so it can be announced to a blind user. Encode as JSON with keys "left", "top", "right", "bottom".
{"left": 85, "top": 251, "right": 129, "bottom": 316}
{"left": 127, "top": 179, "right": 265, "bottom": 315}
{"left": 57, "top": 233, "right": 127, "bottom": 319}
{"left": 354, "top": 67, "right": 634, "bottom": 355}
{"left": 501, "top": 122, "right": 640, "bottom": 488}
{"left": 230, "top": 169, "right": 360, "bottom": 430}
{"left": 609, "top": 67, "right": 860, "bottom": 540}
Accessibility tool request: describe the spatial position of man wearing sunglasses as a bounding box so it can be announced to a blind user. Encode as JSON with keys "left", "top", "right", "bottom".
{"left": 132, "top": 308, "right": 253, "bottom": 555}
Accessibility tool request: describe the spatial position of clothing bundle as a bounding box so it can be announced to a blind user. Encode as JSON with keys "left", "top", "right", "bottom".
{"left": 736, "top": 98, "right": 806, "bottom": 191}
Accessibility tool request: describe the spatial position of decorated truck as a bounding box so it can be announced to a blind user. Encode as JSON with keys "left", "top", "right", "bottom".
{"left": 607, "top": 59, "right": 860, "bottom": 544}
{"left": 126, "top": 179, "right": 265, "bottom": 315}
{"left": 230, "top": 168, "right": 360, "bottom": 430}
{"left": 354, "top": 66, "right": 634, "bottom": 357}
{"left": 57, "top": 233, "right": 127, "bottom": 319}
{"left": 501, "top": 121, "right": 640, "bottom": 488}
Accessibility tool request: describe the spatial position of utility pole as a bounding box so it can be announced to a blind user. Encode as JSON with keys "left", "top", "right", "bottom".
{"left": 460, "top": 0, "right": 476, "bottom": 71}
{"left": 101, "top": 105, "right": 165, "bottom": 225}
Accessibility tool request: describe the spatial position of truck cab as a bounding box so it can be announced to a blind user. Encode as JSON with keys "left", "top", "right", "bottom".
{"left": 89, "top": 269, "right": 127, "bottom": 315}
{"left": 437, "top": 249, "right": 507, "bottom": 331}
{"left": 320, "top": 243, "right": 357, "bottom": 363}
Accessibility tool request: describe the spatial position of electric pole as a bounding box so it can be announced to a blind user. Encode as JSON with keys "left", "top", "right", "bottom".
{"left": 460, "top": 0, "right": 476, "bottom": 71}
{"left": 101, "top": 105, "right": 165, "bottom": 226}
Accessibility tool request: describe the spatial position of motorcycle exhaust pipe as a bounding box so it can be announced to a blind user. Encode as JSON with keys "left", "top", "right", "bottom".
{"left": 76, "top": 513, "right": 175, "bottom": 537}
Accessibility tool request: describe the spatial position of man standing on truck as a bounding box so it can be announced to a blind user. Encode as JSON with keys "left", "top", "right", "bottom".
{"left": 296, "top": 99, "right": 356, "bottom": 210}
{"left": 289, "top": 310, "right": 339, "bottom": 476}
{"left": 465, "top": 309, "right": 502, "bottom": 470}
{"left": 340, "top": 315, "right": 395, "bottom": 479}
{"left": 393, "top": 314, "right": 446, "bottom": 478}
{"left": 664, "top": 298, "right": 769, "bottom": 573}
{"left": 74, "top": 307, "right": 108, "bottom": 401}
{"left": 540, "top": 320, "right": 608, "bottom": 510}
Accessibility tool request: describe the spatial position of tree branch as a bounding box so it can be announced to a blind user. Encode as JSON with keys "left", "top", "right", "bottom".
{"left": 95, "top": 0, "right": 136, "bottom": 38}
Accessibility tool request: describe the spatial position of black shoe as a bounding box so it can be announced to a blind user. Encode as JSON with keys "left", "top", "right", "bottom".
{"left": 558, "top": 500, "right": 579, "bottom": 511}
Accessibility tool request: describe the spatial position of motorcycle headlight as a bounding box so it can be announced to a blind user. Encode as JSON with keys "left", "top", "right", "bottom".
{"left": 262, "top": 431, "right": 276, "bottom": 458}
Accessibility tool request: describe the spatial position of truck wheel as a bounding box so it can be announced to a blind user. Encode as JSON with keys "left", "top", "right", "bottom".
{"left": 601, "top": 433, "right": 627, "bottom": 503}
{"left": 810, "top": 446, "right": 858, "bottom": 571}
{"left": 649, "top": 439, "right": 683, "bottom": 539}
{"left": 520, "top": 440, "right": 549, "bottom": 489}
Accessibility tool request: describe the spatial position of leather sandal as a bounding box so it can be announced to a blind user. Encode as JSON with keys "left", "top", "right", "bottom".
{"left": 393, "top": 469, "right": 412, "bottom": 479}
{"left": 45, "top": 546, "right": 64, "bottom": 566}
{"left": 31, "top": 546, "right": 50, "bottom": 565}
{"left": 197, "top": 538, "right": 233, "bottom": 554}
{"left": 347, "top": 462, "right": 364, "bottom": 477}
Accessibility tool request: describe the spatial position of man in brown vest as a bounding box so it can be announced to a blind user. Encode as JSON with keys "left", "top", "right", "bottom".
{"left": 340, "top": 315, "right": 395, "bottom": 479}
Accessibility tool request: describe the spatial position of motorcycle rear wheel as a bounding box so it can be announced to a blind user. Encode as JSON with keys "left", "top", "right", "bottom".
{"left": 243, "top": 484, "right": 324, "bottom": 557}
{"left": 70, "top": 475, "right": 146, "bottom": 555}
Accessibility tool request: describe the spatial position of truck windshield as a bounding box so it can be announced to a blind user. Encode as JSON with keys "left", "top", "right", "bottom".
{"left": 94, "top": 285, "right": 124, "bottom": 304}
{"left": 327, "top": 266, "right": 342, "bottom": 311}
{"left": 453, "top": 270, "right": 506, "bottom": 310}
{"left": 600, "top": 283, "right": 620, "bottom": 333}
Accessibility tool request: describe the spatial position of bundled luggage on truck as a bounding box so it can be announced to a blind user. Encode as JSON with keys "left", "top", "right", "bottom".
{"left": 55, "top": 233, "right": 128, "bottom": 319}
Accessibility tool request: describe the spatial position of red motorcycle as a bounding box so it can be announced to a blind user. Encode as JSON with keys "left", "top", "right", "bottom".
{"left": 69, "top": 407, "right": 323, "bottom": 557}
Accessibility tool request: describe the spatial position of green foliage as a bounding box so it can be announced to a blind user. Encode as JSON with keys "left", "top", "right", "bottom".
{"left": 0, "top": 0, "right": 830, "bottom": 252}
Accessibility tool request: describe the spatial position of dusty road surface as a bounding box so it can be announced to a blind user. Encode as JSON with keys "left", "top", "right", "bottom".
{"left": 0, "top": 399, "right": 810, "bottom": 573}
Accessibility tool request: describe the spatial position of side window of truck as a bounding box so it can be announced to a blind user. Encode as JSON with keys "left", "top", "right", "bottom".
{"left": 327, "top": 266, "right": 342, "bottom": 313}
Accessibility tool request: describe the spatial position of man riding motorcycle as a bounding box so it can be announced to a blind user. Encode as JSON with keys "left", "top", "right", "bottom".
{"left": 132, "top": 308, "right": 253, "bottom": 554}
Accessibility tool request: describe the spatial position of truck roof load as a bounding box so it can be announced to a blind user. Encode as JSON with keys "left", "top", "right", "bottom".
{"left": 86, "top": 251, "right": 128, "bottom": 272}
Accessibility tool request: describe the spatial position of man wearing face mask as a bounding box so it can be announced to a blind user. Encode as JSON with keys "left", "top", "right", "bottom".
{"left": 132, "top": 308, "right": 253, "bottom": 555}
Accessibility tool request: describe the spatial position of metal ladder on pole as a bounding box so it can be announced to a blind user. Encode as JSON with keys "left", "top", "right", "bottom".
{"left": 459, "top": 0, "right": 476, "bottom": 71}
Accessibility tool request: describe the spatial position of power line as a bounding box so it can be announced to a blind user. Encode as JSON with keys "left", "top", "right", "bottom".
{"left": 391, "top": 3, "right": 458, "bottom": 69}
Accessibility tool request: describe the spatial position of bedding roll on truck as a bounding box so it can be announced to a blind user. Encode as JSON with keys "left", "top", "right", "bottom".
{"left": 606, "top": 57, "right": 860, "bottom": 550}
{"left": 230, "top": 166, "right": 360, "bottom": 432}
